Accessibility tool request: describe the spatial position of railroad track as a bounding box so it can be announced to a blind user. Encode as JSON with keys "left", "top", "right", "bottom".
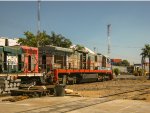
{"left": 18, "top": 98, "right": 114, "bottom": 113}
{"left": 18, "top": 85, "right": 150, "bottom": 113}
{"left": 99, "top": 85, "right": 150, "bottom": 98}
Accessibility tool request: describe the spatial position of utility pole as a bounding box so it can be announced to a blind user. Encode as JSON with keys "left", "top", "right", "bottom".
{"left": 107, "top": 24, "right": 111, "bottom": 56}
{"left": 37, "top": 0, "right": 40, "bottom": 47}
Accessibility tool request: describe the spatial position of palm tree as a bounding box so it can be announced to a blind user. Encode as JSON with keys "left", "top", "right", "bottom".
{"left": 141, "top": 44, "right": 150, "bottom": 79}
{"left": 141, "top": 54, "right": 145, "bottom": 76}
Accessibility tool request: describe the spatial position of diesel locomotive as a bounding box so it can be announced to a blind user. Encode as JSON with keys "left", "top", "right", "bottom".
{"left": 0, "top": 45, "right": 112, "bottom": 85}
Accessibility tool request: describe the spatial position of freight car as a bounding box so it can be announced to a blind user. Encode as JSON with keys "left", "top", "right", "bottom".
{"left": 0, "top": 45, "right": 112, "bottom": 93}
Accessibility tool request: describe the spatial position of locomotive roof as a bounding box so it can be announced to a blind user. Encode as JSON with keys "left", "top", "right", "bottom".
{"left": 4, "top": 46, "right": 22, "bottom": 54}
{"left": 39, "top": 45, "right": 73, "bottom": 53}
{"left": 0, "top": 46, "right": 22, "bottom": 54}
{"left": 0, "top": 46, "right": 3, "bottom": 53}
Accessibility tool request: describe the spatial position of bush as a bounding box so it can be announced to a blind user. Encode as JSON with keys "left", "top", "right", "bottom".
{"left": 138, "top": 69, "right": 143, "bottom": 76}
{"left": 133, "top": 71, "right": 139, "bottom": 76}
{"left": 133, "top": 69, "right": 144, "bottom": 76}
{"left": 113, "top": 68, "right": 120, "bottom": 76}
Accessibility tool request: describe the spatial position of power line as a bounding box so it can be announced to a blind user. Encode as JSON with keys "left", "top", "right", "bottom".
{"left": 111, "top": 45, "right": 142, "bottom": 49}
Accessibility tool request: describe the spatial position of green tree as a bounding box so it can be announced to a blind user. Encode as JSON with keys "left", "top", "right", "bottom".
{"left": 18, "top": 31, "right": 50, "bottom": 47}
{"left": 61, "top": 38, "right": 72, "bottom": 48}
{"left": 38, "top": 31, "right": 51, "bottom": 46}
{"left": 113, "top": 68, "right": 120, "bottom": 76}
{"left": 112, "top": 59, "right": 130, "bottom": 66}
{"left": 141, "top": 52, "right": 146, "bottom": 76}
{"left": 50, "top": 32, "right": 62, "bottom": 46}
{"left": 122, "top": 60, "right": 130, "bottom": 66}
{"left": 18, "top": 31, "right": 37, "bottom": 47}
{"left": 18, "top": 31, "right": 72, "bottom": 48}
{"left": 75, "top": 44, "right": 85, "bottom": 51}
{"left": 50, "top": 32, "right": 72, "bottom": 48}
{"left": 141, "top": 44, "right": 150, "bottom": 79}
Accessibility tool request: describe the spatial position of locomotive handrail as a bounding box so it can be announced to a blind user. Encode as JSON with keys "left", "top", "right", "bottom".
{"left": 53, "top": 68, "right": 113, "bottom": 83}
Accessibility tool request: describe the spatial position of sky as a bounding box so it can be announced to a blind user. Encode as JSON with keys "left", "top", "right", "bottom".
{"left": 0, "top": 1, "right": 150, "bottom": 64}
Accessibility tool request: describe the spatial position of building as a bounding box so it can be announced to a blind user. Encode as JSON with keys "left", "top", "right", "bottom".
{"left": 0, "top": 37, "right": 19, "bottom": 46}
{"left": 111, "top": 59, "right": 122, "bottom": 65}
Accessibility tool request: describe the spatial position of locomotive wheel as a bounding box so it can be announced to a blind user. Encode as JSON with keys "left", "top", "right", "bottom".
{"left": 73, "top": 77, "right": 77, "bottom": 84}
{"left": 33, "top": 92, "right": 40, "bottom": 97}
{"left": 97, "top": 75, "right": 103, "bottom": 82}
{"left": 67, "top": 76, "right": 76, "bottom": 85}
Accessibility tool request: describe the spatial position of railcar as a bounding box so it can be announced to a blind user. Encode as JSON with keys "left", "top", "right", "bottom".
{"left": 0, "top": 45, "right": 112, "bottom": 85}
{"left": 0, "top": 45, "right": 113, "bottom": 94}
{"left": 0, "top": 46, "right": 40, "bottom": 94}
{"left": 0, "top": 46, "right": 39, "bottom": 74}
{"left": 38, "top": 45, "right": 113, "bottom": 84}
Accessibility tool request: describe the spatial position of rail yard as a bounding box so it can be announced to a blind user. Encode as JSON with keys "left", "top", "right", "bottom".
{"left": 1, "top": 76, "right": 150, "bottom": 113}
{"left": 0, "top": 45, "right": 150, "bottom": 113}
{"left": 0, "top": 1, "right": 150, "bottom": 113}
{"left": 0, "top": 45, "right": 112, "bottom": 95}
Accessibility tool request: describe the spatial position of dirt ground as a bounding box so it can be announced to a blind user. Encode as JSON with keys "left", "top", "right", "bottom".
{"left": 1, "top": 76, "right": 150, "bottom": 103}
{"left": 66, "top": 77, "right": 150, "bottom": 102}
{"left": 1, "top": 76, "right": 150, "bottom": 113}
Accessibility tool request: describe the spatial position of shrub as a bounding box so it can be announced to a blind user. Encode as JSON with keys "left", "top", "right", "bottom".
{"left": 138, "top": 69, "right": 143, "bottom": 76}
{"left": 133, "top": 71, "right": 139, "bottom": 76}
{"left": 113, "top": 68, "right": 120, "bottom": 76}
